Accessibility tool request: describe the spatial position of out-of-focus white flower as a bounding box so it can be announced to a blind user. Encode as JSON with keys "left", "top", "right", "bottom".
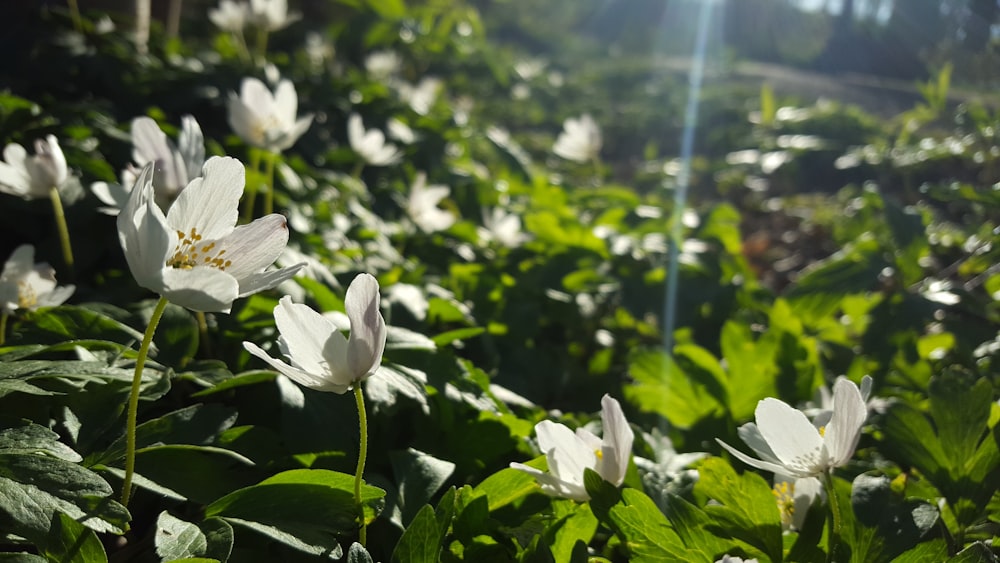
{"left": 397, "top": 77, "right": 442, "bottom": 115}
{"left": 716, "top": 556, "right": 759, "bottom": 563}
{"left": 387, "top": 118, "right": 418, "bottom": 145}
{"left": 0, "top": 136, "right": 69, "bottom": 200}
{"left": 406, "top": 172, "right": 454, "bottom": 233}
{"left": 716, "top": 378, "right": 868, "bottom": 479}
{"left": 117, "top": 157, "right": 304, "bottom": 313}
{"left": 511, "top": 395, "right": 635, "bottom": 501}
{"left": 773, "top": 474, "right": 822, "bottom": 531}
{"left": 229, "top": 77, "right": 313, "bottom": 153}
{"left": 249, "top": 0, "right": 298, "bottom": 31}
{"left": 95, "top": 15, "right": 116, "bottom": 34}
{"left": 209, "top": 0, "right": 249, "bottom": 32}
{"left": 514, "top": 58, "right": 546, "bottom": 80}
{"left": 304, "top": 32, "right": 334, "bottom": 68}
{"left": 0, "top": 245, "right": 74, "bottom": 315}
{"left": 364, "top": 50, "right": 401, "bottom": 81}
{"left": 348, "top": 114, "right": 401, "bottom": 166}
{"left": 553, "top": 114, "right": 602, "bottom": 163}
{"left": 92, "top": 116, "right": 205, "bottom": 215}
{"left": 243, "top": 274, "right": 387, "bottom": 394}
{"left": 478, "top": 207, "right": 527, "bottom": 247}
{"left": 384, "top": 282, "right": 428, "bottom": 321}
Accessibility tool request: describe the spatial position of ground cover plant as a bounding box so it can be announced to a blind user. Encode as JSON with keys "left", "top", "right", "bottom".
{"left": 0, "top": 1, "right": 999, "bottom": 562}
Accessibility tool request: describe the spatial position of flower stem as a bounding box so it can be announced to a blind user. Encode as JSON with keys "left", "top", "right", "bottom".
{"left": 67, "top": 0, "right": 83, "bottom": 32}
{"left": 262, "top": 151, "right": 276, "bottom": 216}
{"left": 823, "top": 472, "right": 841, "bottom": 563}
{"left": 121, "top": 296, "right": 169, "bottom": 507}
{"left": 351, "top": 161, "right": 365, "bottom": 180}
{"left": 195, "top": 311, "right": 212, "bottom": 359}
{"left": 241, "top": 150, "right": 262, "bottom": 223}
{"left": 49, "top": 186, "right": 74, "bottom": 279}
{"left": 353, "top": 383, "right": 369, "bottom": 546}
{"left": 0, "top": 312, "right": 7, "bottom": 346}
{"left": 255, "top": 26, "right": 269, "bottom": 65}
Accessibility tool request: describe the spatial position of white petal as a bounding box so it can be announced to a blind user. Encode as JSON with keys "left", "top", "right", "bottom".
{"left": 243, "top": 341, "right": 350, "bottom": 393}
{"left": 716, "top": 438, "right": 808, "bottom": 477}
{"left": 1, "top": 245, "right": 34, "bottom": 281}
{"left": 347, "top": 114, "right": 364, "bottom": 150}
{"left": 131, "top": 117, "right": 183, "bottom": 191}
{"left": 36, "top": 285, "right": 75, "bottom": 308}
{"left": 273, "top": 80, "right": 298, "bottom": 127}
{"left": 344, "top": 273, "right": 386, "bottom": 380}
{"left": 178, "top": 115, "right": 205, "bottom": 183}
{"left": 755, "top": 398, "right": 827, "bottom": 475}
{"left": 160, "top": 266, "right": 239, "bottom": 312}
{"left": 736, "top": 422, "right": 783, "bottom": 465}
{"left": 237, "top": 265, "right": 305, "bottom": 298}
{"left": 240, "top": 77, "right": 275, "bottom": 113}
{"left": 228, "top": 95, "right": 260, "bottom": 148}
{"left": 272, "top": 295, "right": 339, "bottom": 375}
{"left": 0, "top": 155, "right": 31, "bottom": 195}
{"left": 167, "top": 156, "right": 243, "bottom": 241}
{"left": 214, "top": 214, "right": 289, "bottom": 280}
{"left": 823, "top": 378, "right": 867, "bottom": 466}
{"left": 535, "top": 420, "right": 596, "bottom": 484}
{"left": 117, "top": 165, "right": 173, "bottom": 292}
{"left": 599, "top": 394, "right": 634, "bottom": 486}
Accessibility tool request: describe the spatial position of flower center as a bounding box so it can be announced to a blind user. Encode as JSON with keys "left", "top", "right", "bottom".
{"left": 594, "top": 449, "right": 603, "bottom": 460}
{"left": 818, "top": 425, "right": 826, "bottom": 437}
{"left": 17, "top": 281, "right": 37, "bottom": 309}
{"left": 167, "top": 228, "right": 232, "bottom": 271}
{"left": 773, "top": 481, "right": 796, "bottom": 523}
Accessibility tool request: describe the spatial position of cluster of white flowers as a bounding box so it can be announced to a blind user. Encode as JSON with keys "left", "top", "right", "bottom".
{"left": 209, "top": 0, "right": 298, "bottom": 33}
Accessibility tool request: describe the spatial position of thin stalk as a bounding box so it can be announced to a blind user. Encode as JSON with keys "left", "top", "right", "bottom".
{"left": 49, "top": 186, "right": 74, "bottom": 279}
{"left": 592, "top": 154, "right": 603, "bottom": 181}
{"left": 121, "top": 296, "right": 169, "bottom": 507}
{"left": 255, "top": 26, "right": 269, "bottom": 65}
{"left": 195, "top": 311, "right": 212, "bottom": 358}
{"left": 353, "top": 384, "right": 369, "bottom": 546}
{"left": 262, "top": 151, "right": 277, "bottom": 216}
{"left": 351, "top": 161, "right": 365, "bottom": 180}
{"left": 67, "top": 0, "right": 83, "bottom": 32}
{"left": 823, "top": 472, "right": 841, "bottom": 563}
{"left": 0, "top": 312, "right": 7, "bottom": 346}
{"left": 241, "top": 150, "right": 262, "bottom": 223}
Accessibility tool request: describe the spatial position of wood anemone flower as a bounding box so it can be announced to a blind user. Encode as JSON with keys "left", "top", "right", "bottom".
{"left": 117, "top": 156, "right": 304, "bottom": 313}
{"left": 242, "top": 273, "right": 388, "bottom": 394}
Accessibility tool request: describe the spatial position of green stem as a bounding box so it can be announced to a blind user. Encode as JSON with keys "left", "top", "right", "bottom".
{"left": 262, "top": 151, "right": 277, "bottom": 216}
{"left": 255, "top": 26, "right": 269, "bottom": 64}
{"left": 49, "top": 186, "right": 74, "bottom": 280}
{"left": 241, "top": 150, "right": 262, "bottom": 223}
{"left": 353, "top": 383, "right": 369, "bottom": 546}
{"left": 121, "top": 296, "right": 169, "bottom": 507}
{"left": 592, "top": 153, "right": 603, "bottom": 180}
{"left": 67, "top": 0, "right": 82, "bottom": 32}
{"left": 823, "top": 471, "right": 841, "bottom": 563}
{"left": 195, "top": 311, "right": 212, "bottom": 359}
{"left": 351, "top": 161, "right": 365, "bottom": 181}
{"left": 0, "top": 312, "right": 7, "bottom": 346}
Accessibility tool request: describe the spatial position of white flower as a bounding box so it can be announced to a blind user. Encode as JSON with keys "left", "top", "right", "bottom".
{"left": 407, "top": 172, "right": 454, "bottom": 233}
{"left": 117, "top": 156, "right": 304, "bottom": 313}
{"left": 92, "top": 116, "right": 205, "bottom": 215}
{"left": 0, "top": 136, "right": 69, "bottom": 200}
{"left": 0, "top": 245, "right": 74, "bottom": 314}
{"left": 364, "top": 50, "right": 401, "bottom": 81}
{"left": 209, "top": 0, "right": 249, "bottom": 32}
{"left": 553, "top": 114, "right": 602, "bottom": 163}
{"left": 348, "top": 114, "right": 401, "bottom": 166}
{"left": 716, "top": 378, "right": 867, "bottom": 479}
{"left": 396, "top": 77, "right": 442, "bottom": 115}
{"left": 478, "top": 207, "right": 527, "bottom": 247}
{"left": 249, "top": 0, "right": 298, "bottom": 31}
{"left": 229, "top": 77, "right": 313, "bottom": 153}
{"left": 773, "top": 475, "right": 822, "bottom": 531}
{"left": 716, "top": 556, "right": 758, "bottom": 563}
{"left": 387, "top": 118, "right": 418, "bottom": 145}
{"left": 510, "top": 395, "right": 635, "bottom": 501}
{"left": 242, "top": 273, "right": 387, "bottom": 394}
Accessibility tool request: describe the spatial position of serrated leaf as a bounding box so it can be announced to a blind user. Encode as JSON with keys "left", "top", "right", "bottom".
{"left": 366, "top": 364, "right": 429, "bottom": 416}
{"left": 472, "top": 466, "right": 539, "bottom": 511}
{"left": 41, "top": 512, "right": 108, "bottom": 563}
{"left": 606, "top": 488, "right": 692, "bottom": 562}
{"left": 391, "top": 504, "right": 442, "bottom": 563}
{"left": 695, "top": 457, "right": 783, "bottom": 561}
{"left": 0, "top": 454, "right": 129, "bottom": 542}
{"left": 0, "top": 419, "right": 81, "bottom": 461}
{"left": 625, "top": 348, "right": 724, "bottom": 429}
{"left": 156, "top": 511, "right": 208, "bottom": 561}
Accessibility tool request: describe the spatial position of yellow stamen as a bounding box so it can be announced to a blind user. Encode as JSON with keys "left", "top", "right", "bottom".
{"left": 17, "top": 281, "right": 37, "bottom": 309}
{"left": 166, "top": 227, "right": 231, "bottom": 271}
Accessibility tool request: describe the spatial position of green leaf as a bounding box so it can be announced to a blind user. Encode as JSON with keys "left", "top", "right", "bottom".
{"left": 949, "top": 541, "right": 998, "bottom": 562}
{"left": 431, "top": 327, "right": 485, "bottom": 346}
{"left": 695, "top": 457, "right": 783, "bottom": 561}
{"left": 391, "top": 504, "right": 443, "bottom": 563}
{"left": 0, "top": 419, "right": 82, "bottom": 461}
{"left": 607, "top": 488, "right": 693, "bottom": 562}
{"left": 41, "top": 512, "right": 108, "bottom": 563}
{"left": 548, "top": 501, "right": 598, "bottom": 562}
{"left": 93, "top": 403, "right": 238, "bottom": 466}
{"left": 472, "top": 466, "right": 539, "bottom": 511}
{"left": 20, "top": 305, "right": 146, "bottom": 344}
{"left": 388, "top": 448, "right": 455, "bottom": 528}
{"left": 847, "top": 473, "right": 939, "bottom": 563}
{"left": 347, "top": 542, "right": 374, "bottom": 563}
{"left": 625, "top": 348, "right": 724, "bottom": 429}
{"left": 155, "top": 511, "right": 207, "bottom": 561}
{"left": 205, "top": 469, "right": 385, "bottom": 555}
{"left": 929, "top": 376, "right": 991, "bottom": 472}
{"left": 0, "top": 454, "right": 129, "bottom": 542}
